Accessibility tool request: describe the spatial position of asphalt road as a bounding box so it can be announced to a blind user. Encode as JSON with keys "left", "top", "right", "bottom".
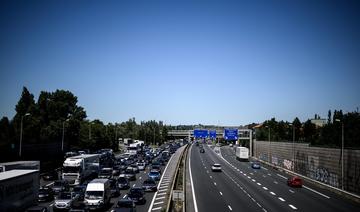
{"left": 189, "top": 144, "right": 360, "bottom": 212}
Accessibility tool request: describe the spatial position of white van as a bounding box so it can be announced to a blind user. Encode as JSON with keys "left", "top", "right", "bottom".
{"left": 84, "top": 179, "right": 111, "bottom": 210}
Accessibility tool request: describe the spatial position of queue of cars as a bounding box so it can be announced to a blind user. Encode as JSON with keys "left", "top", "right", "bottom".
{"left": 34, "top": 142, "right": 183, "bottom": 211}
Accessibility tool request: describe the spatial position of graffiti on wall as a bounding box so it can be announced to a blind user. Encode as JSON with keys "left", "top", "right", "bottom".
{"left": 283, "top": 159, "right": 293, "bottom": 170}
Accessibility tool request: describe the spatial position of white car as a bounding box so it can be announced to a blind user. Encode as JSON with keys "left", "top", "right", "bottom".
{"left": 137, "top": 162, "right": 146, "bottom": 171}
{"left": 211, "top": 164, "right": 222, "bottom": 172}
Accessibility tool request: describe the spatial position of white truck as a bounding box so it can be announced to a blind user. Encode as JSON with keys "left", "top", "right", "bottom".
{"left": 0, "top": 169, "right": 39, "bottom": 211}
{"left": 236, "top": 147, "right": 249, "bottom": 161}
{"left": 84, "top": 179, "right": 111, "bottom": 210}
{"left": 62, "top": 154, "right": 100, "bottom": 186}
{"left": 127, "top": 143, "right": 140, "bottom": 155}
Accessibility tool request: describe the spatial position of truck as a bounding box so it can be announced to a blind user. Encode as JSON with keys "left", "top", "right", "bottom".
{"left": 0, "top": 169, "right": 40, "bottom": 212}
{"left": 0, "top": 161, "right": 40, "bottom": 173}
{"left": 236, "top": 147, "right": 249, "bottom": 161}
{"left": 84, "top": 179, "right": 111, "bottom": 210}
{"left": 62, "top": 154, "right": 100, "bottom": 186}
{"left": 127, "top": 143, "right": 140, "bottom": 155}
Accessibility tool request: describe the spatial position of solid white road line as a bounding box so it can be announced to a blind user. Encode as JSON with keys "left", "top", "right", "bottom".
{"left": 189, "top": 145, "right": 199, "bottom": 212}
{"left": 303, "top": 185, "right": 330, "bottom": 199}
{"left": 277, "top": 174, "right": 287, "bottom": 179}
{"left": 289, "top": 204, "right": 297, "bottom": 210}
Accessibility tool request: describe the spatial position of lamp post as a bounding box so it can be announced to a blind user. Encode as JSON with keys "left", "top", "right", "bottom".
{"left": 289, "top": 123, "right": 295, "bottom": 171}
{"left": 19, "top": 113, "right": 31, "bottom": 157}
{"left": 335, "top": 119, "right": 344, "bottom": 190}
{"left": 266, "top": 126, "right": 271, "bottom": 163}
{"left": 61, "top": 119, "right": 70, "bottom": 152}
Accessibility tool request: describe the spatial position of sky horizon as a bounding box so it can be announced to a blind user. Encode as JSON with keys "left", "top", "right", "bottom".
{"left": 1, "top": 0, "right": 359, "bottom": 126}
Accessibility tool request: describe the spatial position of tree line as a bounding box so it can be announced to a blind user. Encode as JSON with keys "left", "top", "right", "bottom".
{"left": 254, "top": 110, "right": 360, "bottom": 148}
{"left": 0, "top": 87, "right": 169, "bottom": 161}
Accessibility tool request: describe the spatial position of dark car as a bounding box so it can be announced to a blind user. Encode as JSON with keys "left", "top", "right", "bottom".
{"left": 126, "top": 187, "right": 146, "bottom": 204}
{"left": 148, "top": 170, "right": 161, "bottom": 181}
{"left": 52, "top": 180, "right": 70, "bottom": 194}
{"left": 26, "top": 206, "right": 48, "bottom": 212}
{"left": 150, "top": 164, "right": 161, "bottom": 174}
{"left": 251, "top": 162, "right": 261, "bottom": 169}
{"left": 117, "top": 177, "right": 130, "bottom": 190}
{"left": 142, "top": 178, "right": 157, "bottom": 192}
{"left": 42, "top": 170, "right": 59, "bottom": 181}
{"left": 110, "top": 179, "right": 121, "bottom": 197}
{"left": 38, "top": 187, "right": 55, "bottom": 202}
{"left": 111, "top": 198, "right": 136, "bottom": 212}
{"left": 73, "top": 185, "right": 86, "bottom": 200}
{"left": 124, "top": 168, "right": 136, "bottom": 181}
{"left": 287, "top": 176, "right": 303, "bottom": 188}
{"left": 199, "top": 148, "right": 205, "bottom": 153}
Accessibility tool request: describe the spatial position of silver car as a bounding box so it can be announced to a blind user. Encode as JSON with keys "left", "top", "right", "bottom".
{"left": 53, "top": 192, "right": 79, "bottom": 211}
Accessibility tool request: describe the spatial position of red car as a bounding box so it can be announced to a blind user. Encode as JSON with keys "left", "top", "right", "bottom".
{"left": 287, "top": 176, "right": 303, "bottom": 187}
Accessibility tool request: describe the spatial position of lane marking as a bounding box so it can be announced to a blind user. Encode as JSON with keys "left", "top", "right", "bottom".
{"left": 262, "top": 167, "right": 268, "bottom": 170}
{"left": 139, "top": 177, "right": 142, "bottom": 180}
{"left": 278, "top": 197, "right": 285, "bottom": 202}
{"left": 303, "top": 185, "right": 330, "bottom": 199}
{"left": 289, "top": 204, "right": 297, "bottom": 210}
{"left": 158, "top": 189, "right": 167, "bottom": 192}
{"left": 49, "top": 203, "right": 54, "bottom": 207}
{"left": 289, "top": 190, "right": 295, "bottom": 193}
{"left": 155, "top": 196, "right": 166, "bottom": 200}
{"left": 188, "top": 145, "right": 199, "bottom": 212}
{"left": 252, "top": 179, "right": 256, "bottom": 182}
{"left": 157, "top": 192, "right": 166, "bottom": 196}
{"left": 267, "top": 173, "right": 271, "bottom": 176}
{"left": 210, "top": 176, "right": 213, "bottom": 179}
{"left": 277, "top": 174, "right": 287, "bottom": 179}
{"left": 263, "top": 187, "right": 268, "bottom": 190}
{"left": 228, "top": 205, "right": 233, "bottom": 211}
{"left": 274, "top": 181, "right": 278, "bottom": 184}
{"left": 45, "top": 182, "right": 54, "bottom": 187}
{"left": 214, "top": 182, "right": 217, "bottom": 186}
{"left": 153, "top": 201, "right": 164, "bottom": 205}
{"left": 219, "top": 192, "right": 223, "bottom": 196}
{"left": 133, "top": 184, "right": 136, "bottom": 187}
{"left": 270, "top": 191, "right": 276, "bottom": 196}
{"left": 257, "top": 183, "right": 262, "bottom": 186}
{"left": 152, "top": 207, "right": 162, "bottom": 211}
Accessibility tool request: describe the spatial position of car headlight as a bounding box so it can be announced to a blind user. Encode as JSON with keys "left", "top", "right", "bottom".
{"left": 99, "top": 200, "right": 104, "bottom": 204}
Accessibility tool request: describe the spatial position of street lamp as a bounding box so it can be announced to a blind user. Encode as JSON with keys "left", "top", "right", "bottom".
{"left": 289, "top": 123, "right": 295, "bottom": 171}
{"left": 335, "top": 119, "right": 344, "bottom": 190}
{"left": 61, "top": 119, "right": 70, "bottom": 152}
{"left": 19, "top": 113, "right": 31, "bottom": 157}
{"left": 265, "top": 126, "right": 271, "bottom": 163}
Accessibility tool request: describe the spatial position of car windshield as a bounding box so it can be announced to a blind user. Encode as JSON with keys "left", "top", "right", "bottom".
{"left": 117, "top": 200, "right": 133, "bottom": 208}
{"left": 58, "top": 192, "right": 72, "bottom": 199}
{"left": 85, "top": 191, "right": 103, "bottom": 200}
{"left": 150, "top": 171, "right": 159, "bottom": 175}
{"left": 144, "top": 180, "right": 155, "bottom": 185}
{"left": 53, "top": 181, "right": 64, "bottom": 187}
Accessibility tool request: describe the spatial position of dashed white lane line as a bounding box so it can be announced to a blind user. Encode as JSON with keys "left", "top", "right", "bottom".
{"left": 219, "top": 192, "right": 223, "bottom": 196}
{"left": 247, "top": 176, "right": 251, "bottom": 179}
{"left": 210, "top": 176, "right": 213, "bottom": 179}
{"left": 270, "top": 191, "right": 276, "bottom": 196}
{"left": 252, "top": 179, "right": 256, "bottom": 182}
{"left": 214, "top": 182, "right": 217, "bottom": 186}
{"left": 274, "top": 181, "right": 278, "bottom": 184}
{"left": 228, "top": 205, "right": 233, "bottom": 211}
{"left": 289, "top": 204, "right": 297, "bottom": 210}
{"left": 152, "top": 207, "right": 162, "bottom": 211}
{"left": 139, "top": 177, "right": 142, "bottom": 180}
{"left": 277, "top": 174, "right": 287, "bottom": 179}
{"left": 153, "top": 201, "right": 164, "bottom": 205}
{"left": 133, "top": 184, "right": 136, "bottom": 187}
{"left": 157, "top": 192, "right": 166, "bottom": 196}
{"left": 262, "top": 167, "right": 268, "bottom": 171}
{"left": 289, "top": 189, "right": 295, "bottom": 193}
{"left": 257, "top": 183, "right": 262, "bottom": 186}
{"left": 267, "top": 173, "right": 271, "bottom": 176}
{"left": 303, "top": 185, "right": 330, "bottom": 199}
{"left": 46, "top": 182, "right": 54, "bottom": 187}
{"left": 278, "top": 197, "right": 285, "bottom": 202}
{"left": 263, "top": 187, "right": 268, "bottom": 190}
{"left": 49, "top": 203, "right": 54, "bottom": 207}
{"left": 155, "top": 196, "right": 166, "bottom": 200}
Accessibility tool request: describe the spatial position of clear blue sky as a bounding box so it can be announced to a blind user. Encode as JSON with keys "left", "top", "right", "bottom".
{"left": 1, "top": 0, "right": 359, "bottom": 126}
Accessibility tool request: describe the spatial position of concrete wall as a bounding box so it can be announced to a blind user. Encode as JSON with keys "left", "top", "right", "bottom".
{"left": 254, "top": 141, "right": 360, "bottom": 195}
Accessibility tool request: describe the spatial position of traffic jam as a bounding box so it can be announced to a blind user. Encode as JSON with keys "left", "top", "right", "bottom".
{"left": 33, "top": 141, "right": 183, "bottom": 212}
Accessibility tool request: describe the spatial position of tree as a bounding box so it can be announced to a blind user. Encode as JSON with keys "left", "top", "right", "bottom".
{"left": 293, "top": 117, "right": 302, "bottom": 141}
{"left": 327, "top": 110, "right": 332, "bottom": 124}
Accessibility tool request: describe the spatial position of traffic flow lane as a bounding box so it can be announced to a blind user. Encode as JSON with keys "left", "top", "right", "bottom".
{"left": 196, "top": 147, "right": 265, "bottom": 212}
{"left": 218, "top": 146, "right": 360, "bottom": 212}
{"left": 190, "top": 144, "right": 230, "bottom": 212}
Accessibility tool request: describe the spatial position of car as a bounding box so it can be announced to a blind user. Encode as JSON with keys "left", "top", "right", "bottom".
{"left": 211, "top": 164, "right": 222, "bottom": 172}
{"left": 251, "top": 162, "right": 261, "bottom": 169}
{"left": 99, "top": 168, "right": 113, "bottom": 179}
{"left": 142, "top": 178, "right": 157, "bottom": 192}
{"left": 137, "top": 162, "right": 146, "bottom": 171}
{"left": 229, "top": 144, "right": 233, "bottom": 147}
{"left": 199, "top": 148, "right": 205, "bottom": 153}
{"left": 110, "top": 179, "right": 121, "bottom": 197}
{"left": 42, "top": 170, "right": 59, "bottom": 181}
{"left": 148, "top": 170, "right": 161, "bottom": 181}
{"left": 38, "top": 186, "right": 55, "bottom": 202}
{"left": 150, "top": 164, "right": 161, "bottom": 174}
{"left": 52, "top": 180, "right": 70, "bottom": 194}
{"left": 130, "top": 164, "right": 139, "bottom": 173}
{"left": 53, "top": 192, "right": 80, "bottom": 211}
{"left": 287, "top": 176, "right": 303, "bottom": 187}
{"left": 26, "top": 206, "right": 48, "bottom": 212}
{"left": 126, "top": 187, "right": 146, "bottom": 205}
{"left": 111, "top": 198, "right": 136, "bottom": 212}
{"left": 73, "top": 185, "right": 87, "bottom": 201}
{"left": 123, "top": 168, "right": 136, "bottom": 181}
{"left": 117, "top": 176, "right": 130, "bottom": 190}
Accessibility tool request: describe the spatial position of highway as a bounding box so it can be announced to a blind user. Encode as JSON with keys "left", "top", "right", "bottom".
{"left": 189, "top": 144, "right": 360, "bottom": 212}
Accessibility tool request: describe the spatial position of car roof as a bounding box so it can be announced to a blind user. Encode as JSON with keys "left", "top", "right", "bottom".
{"left": 213, "top": 163, "right": 221, "bottom": 166}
